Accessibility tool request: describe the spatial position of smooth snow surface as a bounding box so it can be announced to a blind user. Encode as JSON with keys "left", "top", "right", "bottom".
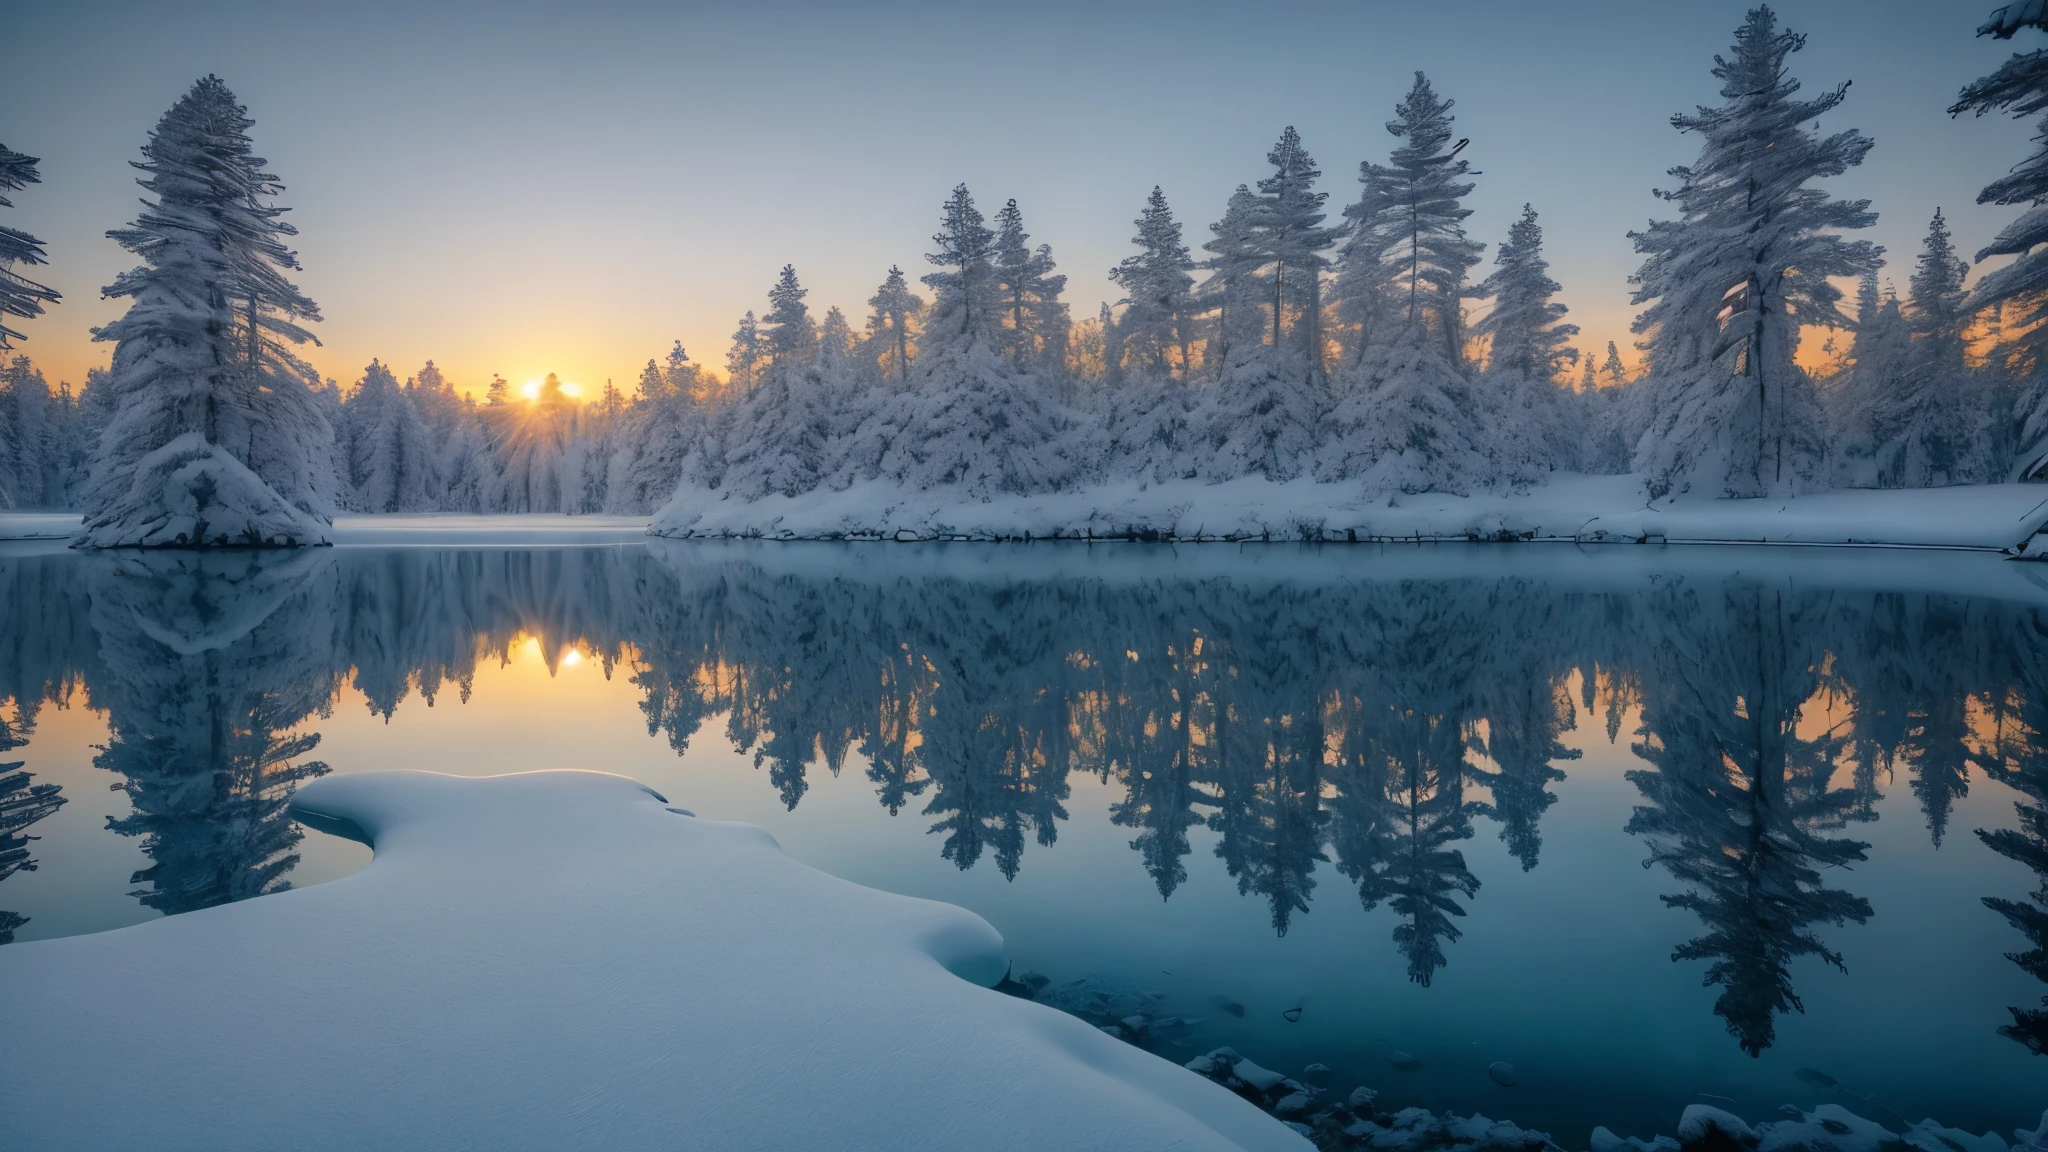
{"left": 651, "top": 473, "right": 2048, "bottom": 550}
{"left": 0, "top": 769, "right": 1307, "bottom": 1152}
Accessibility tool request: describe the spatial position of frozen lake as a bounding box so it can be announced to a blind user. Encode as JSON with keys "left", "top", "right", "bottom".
{"left": 2, "top": 540, "right": 2045, "bottom": 1144}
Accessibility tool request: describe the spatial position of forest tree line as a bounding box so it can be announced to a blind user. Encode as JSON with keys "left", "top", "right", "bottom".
{"left": 6, "top": 6, "right": 2048, "bottom": 526}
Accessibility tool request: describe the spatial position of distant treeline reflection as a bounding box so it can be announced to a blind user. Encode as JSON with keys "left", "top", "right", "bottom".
{"left": 1, "top": 544, "right": 2045, "bottom": 1058}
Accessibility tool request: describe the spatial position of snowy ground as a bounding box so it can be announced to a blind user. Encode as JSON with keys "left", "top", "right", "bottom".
{"left": 7, "top": 479, "right": 2048, "bottom": 552}
{"left": 651, "top": 474, "right": 2048, "bottom": 552}
{"left": 0, "top": 770, "right": 1307, "bottom": 1151}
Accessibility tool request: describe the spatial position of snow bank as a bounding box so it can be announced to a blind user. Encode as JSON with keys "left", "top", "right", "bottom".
{"left": 650, "top": 473, "right": 2048, "bottom": 551}
{"left": 0, "top": 769, "right": 1306, "bottom": 1152}
{"left": 76, "top": 432, "right": 332, "bottom": 548}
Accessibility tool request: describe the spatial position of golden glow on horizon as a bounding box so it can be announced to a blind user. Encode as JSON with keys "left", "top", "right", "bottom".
{"left": 519, "top": 378, "right": 585, "bottom": 402}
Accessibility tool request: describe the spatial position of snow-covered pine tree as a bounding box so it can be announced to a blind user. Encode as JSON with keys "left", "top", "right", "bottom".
{"left": 1628, "top": 7, "right": 1881, "bottom": 500}
{"left": 1319, "top": 78, "right": 1490, "bottom": 493}
{"left": 1330, "top": 158, "right": 1399, "bottom": 368}
{"left": 1868, "top": 210, "right": 1981, "bottom": 486}
{"left": 722, "top": 267, "right": 838, "bottom": 499}
{"left": 0, "top": 145, "right": 60, "bottom": 350}
{"left": 79, "top": 76, "right": 339, "bottom": 547}
{"left": 0, "top": 356, "right": 70, "bottom": 509}
{"left": 726, "top": 311, "right": 764, "bottom": 394}
{"left": 1952, "top": 3, "right": 2048, "bottom": 479}
{"left": 1109, "top": 186, "right": 1197, "bottom": 383}
{"left": 607, "top": 350, "right": 695, "bottom": 512}
{"left": 764, "top": 264, "right": 816, "bottom": 368}
{"left": 1198, "top": 185, "right": 1266, "bottom": 373}
{"left": 864, "top": 266, "right": 923, "bottom": 385}
{"left": 1473, "top": 204, "right": 1581, "bottom": 475}
{"left": 1376, "top": 75, "right": 1484, "bottom": 363}
{"left": 818, "top": 307, "right": 854, "bottom": 367}
{"left": 1188, "top": 132, "right": 1338, "bottom": 483}
{"left": 1253, "top": 126, "right": 1342, "bottom": 368}
{"left": 341, "top": 359, "right": 434, "bottom": 513}
{"left": 1602, "top": 341, "right": 1628, "bottom": 388}
{"left": 991, "top": 200, "right": 1070, "bottom": 380}
{"left": 855, "top": 184, "right": 1066, "bottom": 496}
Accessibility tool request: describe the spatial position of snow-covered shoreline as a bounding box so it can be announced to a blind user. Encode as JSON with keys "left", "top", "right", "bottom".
{"left": 651, "top": 474, "right": 2048, "bottom": 552}
{"left": 8, "top": 477, "right": 2048, "bottom": 553}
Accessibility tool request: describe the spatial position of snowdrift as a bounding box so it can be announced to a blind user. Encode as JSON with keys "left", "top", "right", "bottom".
{"left": 650, "top": 473, "right": 2048, "bottom": 551}
{"left": 0, "top": 769, "right": 1307, "bottom": 1152}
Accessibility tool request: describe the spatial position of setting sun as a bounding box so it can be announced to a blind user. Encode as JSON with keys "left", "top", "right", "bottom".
{"left": 520, "top": 380, "right": 540, "bottom": 400}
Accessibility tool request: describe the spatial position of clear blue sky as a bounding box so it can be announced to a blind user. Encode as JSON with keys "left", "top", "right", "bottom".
{"left": 3, "top": 0, "right": 2034, "bottom": 395}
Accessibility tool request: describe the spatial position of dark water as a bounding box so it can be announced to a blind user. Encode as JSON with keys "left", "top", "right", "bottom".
{"left": 2, "top": 541, "right": 2045, "bottom": 1143}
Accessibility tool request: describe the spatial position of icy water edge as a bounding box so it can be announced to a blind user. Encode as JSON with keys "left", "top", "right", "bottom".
{"left": 1, "top": 540, "right": 2044, "bottom": 1144}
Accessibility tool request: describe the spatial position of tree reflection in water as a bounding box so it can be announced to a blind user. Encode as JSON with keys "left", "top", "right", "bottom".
{"left": 1, "top": 543, "right": 2046, "bottom": 1056}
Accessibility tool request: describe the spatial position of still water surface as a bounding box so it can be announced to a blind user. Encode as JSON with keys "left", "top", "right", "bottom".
{"left": 2, "top": 541, "right": 2044, "bottom": 1142}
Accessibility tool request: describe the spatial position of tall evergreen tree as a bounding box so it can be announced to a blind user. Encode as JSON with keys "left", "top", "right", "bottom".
{"left": 340, "top": 360, "right": 434, "bottom": 513}
{"left": 1372, "top": 74, "right": 1484, "bottom": 363}
{"left": 1199, "top": 185, "right": 1266, "bottom": 370}
{"left": 921, "top": 184, "right": 1000, "bottom": 342}
{"left": 1952, "top": 2, "right": 2048, "bottom": 478}
{"left": 0, "top": 145, "right": 60, "bottom": 350}
{"left": 1474, "top": 205, "right": 1581, "bottom": 473}
{"left": 1628, "top": 8, "right": 1881, "bottom": 499}
{"left": 763, "top": 264, "right": 815, "bottom": 367}
{"left": 1602, "top": 341, "right": 1629, "bottom": 388}
{"left": 1330, "top": 160, "right": 1401, "bottom": 366}
{"left": 1320, "top": 79, "right": 1489, "bottom": 493}
{"left": 722, "top": 267, "right": 839, "bottom": 500}
{"left": 1476, "top": 206, "right": 1579, "bottom": 380}
{"left": 1109, "top": 187, "right": 1197, "bottom": 382}
{"left": 852, "top": 185, "right": 1066, "bottom": 496}
{"left": 1870, "top": 210, "right": 1981, "bottom": 486}
{"left": 79, "top": 76, "right": 337, "bottom": 547}
{"left": 726, "top": 311, "right": 764, "bottom": 393}
{"left": 990, "top": 200, "right": 1069, "bottom": 373}
{"left": 864, "top": 266, "right": 923, "bottom": 384}
{"left": 1253, "top": 127, "right": 1342, "bottom": 366}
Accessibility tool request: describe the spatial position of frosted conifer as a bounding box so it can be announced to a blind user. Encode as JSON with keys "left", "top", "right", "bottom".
{"left": 763, "top": 265, "right": 815, "bottom": 367}
{"left": 1320, "top": 79, "right": 1489, "bottom": 491}
{"left": 1602, "top": 342, "right": 1628, "bottom": 388}
{"left": 1474, "top": 205, "right": 1581, "bottom": 474}
{"left": 1953, "top": 4, "right": 2048, "bottom": 477}
{"left": 1372, "top": 75, "right": 1484, "bottom": 363}
{"left": 340, "top": 360, "right": 434, "bottom": 512}
{"left": 1331, "top": 160, "right": 1400, "bottom": 366}
{"left": 864, "top": 266, "right": 923, "bottom": 384}
{"left": 79, "top": 77, "right": 338, "bottom": 547}
{"left": 1628, "top": 7, "right": 1881, "bottom": 499}
{"left": 1199, "top": 186, "right": 1266, "bottom": 370}
{"left": 1109, "top": 187, "right": 1197, "bottom": 382}
{"left": 1869, "top": 211, "right": 1980, "bottom": 485}
{"left": 722, "top": 267, "right": 839, "bottom": 499}
{"left": 1252, "top": 127, "right": 1342, "bottom": 366}
{"left": 990, "top": 200, "right": 1068, "bottom": 376}
{"left": 856, "top": 185, "right": 1066, "bottom": 496}
{"left": 0, "top": 145, "right": 60, "bottom": 349}
{"left": 727, "top": 311, "right": 764, "bottom": 393}
{"left": 1476, "top": 206, "right": 1578, "bottom": 382}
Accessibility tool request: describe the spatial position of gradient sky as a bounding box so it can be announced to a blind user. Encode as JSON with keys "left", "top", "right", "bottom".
{"left": 4, "top": 0, "right": 2037, "bottom": 398}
